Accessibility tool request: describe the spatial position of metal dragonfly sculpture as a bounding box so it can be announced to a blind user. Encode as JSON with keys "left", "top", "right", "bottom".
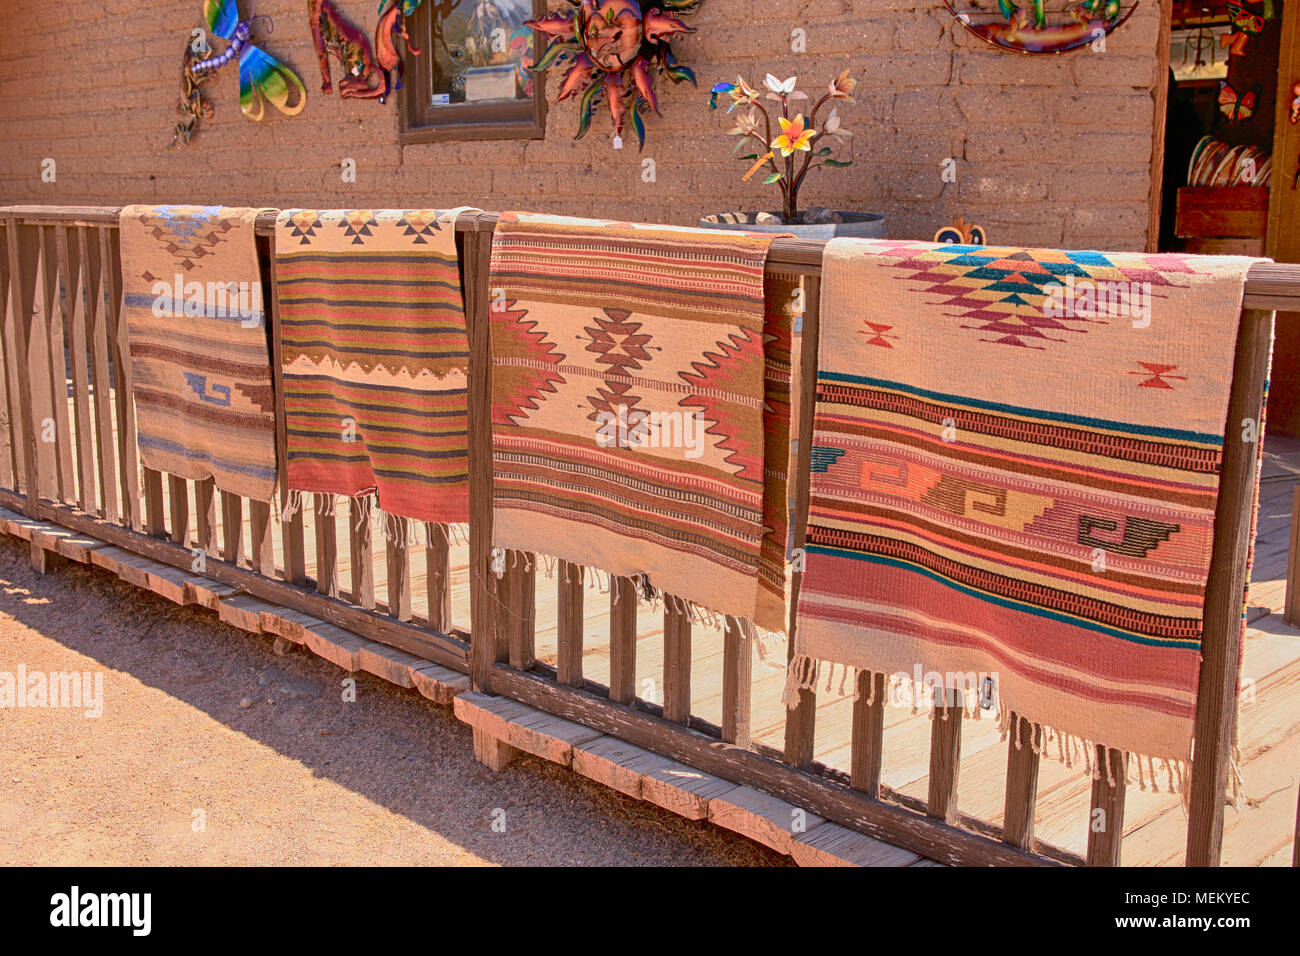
{"left": 171, "top": 0, "right": 306, "bottom": 146}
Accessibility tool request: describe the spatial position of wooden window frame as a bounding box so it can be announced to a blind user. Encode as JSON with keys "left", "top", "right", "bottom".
{"left": 398, "top": 0, "right": 548, "bottom": 145}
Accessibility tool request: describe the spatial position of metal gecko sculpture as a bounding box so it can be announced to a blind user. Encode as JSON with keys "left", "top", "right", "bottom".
{"left": 944, "top": 0, "right": 1136, "bottom": 54}
{"left": 528, "top": 0, "right": 701, "bottom": 150}
{"left": 171, "top": 43, "right": 215, "bottom": 147}
{"left": 374, "top": 0, "right": 424, "bottom": 96}
{"left": 309, "top": 0, "right": 390, "bottom": 101}
{"left": 170, "top": 0, "right": 306, "bottom": 146}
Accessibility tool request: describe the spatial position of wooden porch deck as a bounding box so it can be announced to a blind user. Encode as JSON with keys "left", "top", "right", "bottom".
{"left": 143, "top": 429, "right": 1300, "bottom": 866}
{"left": 10, "top": 210, "right": 1300, "bottom": 868}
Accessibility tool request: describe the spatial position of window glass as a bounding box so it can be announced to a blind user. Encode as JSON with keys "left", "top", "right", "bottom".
{"left": 428, "top": 0, "right": 536, "bottom": 106}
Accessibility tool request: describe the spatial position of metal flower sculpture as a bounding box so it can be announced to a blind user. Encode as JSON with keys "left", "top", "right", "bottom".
{"left": 709, "top": 71, "right": 856, "bottom": 223}
{"left": 527, "top": 0, "right": 701, "bottom": 150}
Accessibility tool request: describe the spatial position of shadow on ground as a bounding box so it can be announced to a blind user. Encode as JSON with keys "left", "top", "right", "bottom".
{"left": 0, "top": 535, "right": 788, "bottom": 866}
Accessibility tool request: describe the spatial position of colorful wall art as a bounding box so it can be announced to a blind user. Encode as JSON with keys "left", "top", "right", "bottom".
{"left": 943, "top": 0, "right": 1137, "bottom": 54}
{"left": 171, "top": 0, "right": 306, "bottom": 145}
{"left": 309, "top": 0, "right": 390, "bottom": 101}
{"left": 528, "top": 0, "right": 701, "bottom": 149}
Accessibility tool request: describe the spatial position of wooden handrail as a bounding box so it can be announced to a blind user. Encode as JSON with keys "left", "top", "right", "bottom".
{"left": 0, "top": 203, "right": 1288, "bottom": 867}
{"left": 3, "top": 204, "right": 1298, "bottom": 311}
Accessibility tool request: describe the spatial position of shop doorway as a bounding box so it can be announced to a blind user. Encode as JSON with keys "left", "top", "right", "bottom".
{"left": 1154, "top": 0, "right": 1300, "bottom": 431}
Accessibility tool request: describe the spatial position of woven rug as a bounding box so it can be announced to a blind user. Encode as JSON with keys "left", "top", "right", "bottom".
{"left": 275, "top": 208, "right": 475, "bottom": 525}
{"left": 791, "top": 238, "right": 1262, "bottom": 783}
{"left": 118, "top": 205, "right": 277, "bottom": 502}
{"left": 490, "top": 212, "right": 791, "bottom": 631}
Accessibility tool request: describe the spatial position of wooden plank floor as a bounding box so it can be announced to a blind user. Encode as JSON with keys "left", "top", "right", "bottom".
{"left": 29, "top": 387, "right": 1300, "bottom": 865}
{"left": 522, "top": 435, "right": 1300, "bottom": 867}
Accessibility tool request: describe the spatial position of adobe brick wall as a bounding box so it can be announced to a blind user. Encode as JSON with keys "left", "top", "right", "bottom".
{"left": 0, "top": 0, "right": 1163, "bottom": 251}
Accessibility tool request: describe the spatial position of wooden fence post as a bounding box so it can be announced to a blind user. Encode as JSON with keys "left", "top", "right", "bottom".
{"left": 350, "top": 497, "right": 375, "bottom": 609}
{"left": 556, "top": 560, "right": 584, "bottom": 687}
{"left": 609, "top": 576, "right": 637, "bottom": 704}
{"left": 43, "top": 226, "right": 75, "bottom": 503}
{"left": 784, "top": 274, "right": 821, "bottom": 768}
{"left": 851, "top": 671, "right": 885, "bottom": 798}
{"left": 89, "top": 226, "right": 118, "bottom": 523}
{"left": 1002, "top": 714, "right": 1042, "bottom": 851}
{"left": 927, "top": 688, "right": 963, "bottom": 824}
{"left": 466, "top": 218, "right": 505, "bottom": 692}
{"left": 105, "top": 228, "right": 140, "bottom": 531}
{"left": 1285, "top": 486, "right": 1300, "bottom": 627}
{"left": 1087, "top": 746, "right": 1128, "bottom": 866}
{"left": 315, "top": 493, "right": 338, "bottom": 597}
{"left": 29, "top": 226, "right": 61, "bottom": 504}
{"left": 721, "top": 616, "right": 752, "bottom": 748}
{"left": 426, "top": 522, "right": 452, "bottom": 632}
{"left": 0, "top": 220, "right": 15, "bottom": 492}
{"left": 663, "top": 598, "right": 691, "bottom": 724}
{"left": 1186, "top": 307, "right": 1275, "bottom": 866}
{"left": 6, "top": 217, "right": 42, "bottom": 517}
{"left": 63, "top": 226, "right": 96, "bottom": 513}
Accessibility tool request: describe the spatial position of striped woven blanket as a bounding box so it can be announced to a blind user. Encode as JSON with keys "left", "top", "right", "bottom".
{"left": 275, "top": 209, "right": 474, "bottom": 524}
{"left": 118, "top": 205, "right": 277, "bottom": 501}
{"left": 490, "top": 212, "right": 792, "bottom": 631}
{"left": 792, "top": 238, "right": 1261, "bottom": 780}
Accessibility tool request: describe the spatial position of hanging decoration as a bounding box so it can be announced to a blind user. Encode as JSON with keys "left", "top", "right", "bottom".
{"left": 527, "top": 0, "right": 701, "bottom": 150}
{"left": 1218, "top": 80, "right": 1257, "bottom": 122}
{"left": 375, "top": 0, "right": 424, "bottom": 97}
{"left": 1175, "top": 20, "right": 1221, "bottom": 79}
{"left": 1221, "top": 0, "right": 1275, "bottom": 57}
{"left": 1290, "top": 80, "right": 1300, "bottom": 124}
{"left": 172, "top": 0, "right": 306, "bottom": 145}
{"left": 170, "top": 42, "right": 215, "bottom": 147}
{"left": 943, "top": 0, "right": 1137, "bottom": 55}
{"left": 934, "top": 217, "right": 988, "bottom": 245}
{"left": 309, "top": 0, "right": 390, "bottom": 101}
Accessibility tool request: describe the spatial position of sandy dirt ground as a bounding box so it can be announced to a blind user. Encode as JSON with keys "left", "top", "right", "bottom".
{"left": 0, "top": 535, "right": 785, "bottom": 866}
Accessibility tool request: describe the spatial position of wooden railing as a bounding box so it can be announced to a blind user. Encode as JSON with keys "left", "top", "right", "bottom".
{"left": 3, "top": 204, "right": 1297, "bottom": 867}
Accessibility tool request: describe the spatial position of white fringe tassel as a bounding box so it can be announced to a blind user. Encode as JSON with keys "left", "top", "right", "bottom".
{"left": 782, "top": 653, "right": 1204, "bottom": 797}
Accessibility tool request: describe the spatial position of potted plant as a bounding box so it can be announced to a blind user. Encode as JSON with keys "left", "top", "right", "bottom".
{"left": 698, "top": 70, "right": 885, "bottom": 238}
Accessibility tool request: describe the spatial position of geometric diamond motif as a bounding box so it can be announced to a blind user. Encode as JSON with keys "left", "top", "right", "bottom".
{"left": 584, "top": 307, "right": 653, "bottom": 431}
{"left": 876, "top": 241, "right": 1193, "bottom": 351}
{"left": 142, "top": 204, "right": 233, "bottom": 271}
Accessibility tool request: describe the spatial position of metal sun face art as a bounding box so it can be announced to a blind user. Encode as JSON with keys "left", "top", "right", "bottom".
{"left": 943, "top": 0, "right": 1137, "bottom": 54}
{"left": 172, "top": 0, "right": 307, "bottom": 146}
{"left": 528, "top": 0, "right": 701, "bottom": 150}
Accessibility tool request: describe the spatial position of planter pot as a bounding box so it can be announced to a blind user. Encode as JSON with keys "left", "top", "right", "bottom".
{"left": 698, "top": 210, "right": 886, "bottom": 239}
